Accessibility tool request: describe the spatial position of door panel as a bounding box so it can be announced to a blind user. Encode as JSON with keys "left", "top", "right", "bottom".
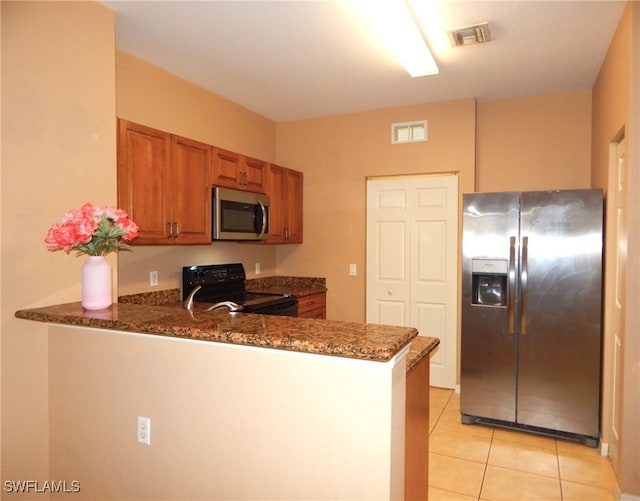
{"left": 117, "top": 121, "right": 170, "bottom": 244}
{"left": 368, "top": 188, "right": 410, "bottom": 320}
{"left": 171, "top": 136, "right": 211, "bottom": 244}
{"left": 377, "top": 300, "right": 408, "bottom": 327}
{"left": 609, "top": 138, "right": 626, "bottom": 464}
{"left": 518, "top": 190, "right": 603, "bottom": 436}
{"left": 379, "top": 221, "right": 407, "bottom": 281}
{"left": 461, "top": 192, "right": 519, "bottom": 422}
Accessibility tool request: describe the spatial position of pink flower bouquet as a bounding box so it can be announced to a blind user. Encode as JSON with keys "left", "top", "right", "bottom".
{"left": 44, "top": 203, "right": 139, "bottom": 256}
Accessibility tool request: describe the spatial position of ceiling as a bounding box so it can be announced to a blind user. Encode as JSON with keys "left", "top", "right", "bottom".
{"left": 102, "top": 0, "right": 627, "bottom": 122}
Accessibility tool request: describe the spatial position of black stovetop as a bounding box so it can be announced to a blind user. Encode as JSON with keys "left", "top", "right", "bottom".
{"left": 181, "top": 263, "right": 296, "bottom": 313}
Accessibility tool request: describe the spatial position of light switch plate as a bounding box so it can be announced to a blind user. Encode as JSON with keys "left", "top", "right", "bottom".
{"left": 137, "top": 416, "right": 151, "bottom": 445}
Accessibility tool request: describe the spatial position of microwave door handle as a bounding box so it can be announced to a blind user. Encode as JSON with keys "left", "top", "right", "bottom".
{"left": 257, "top": 201, "right": 267, "bottom": 237}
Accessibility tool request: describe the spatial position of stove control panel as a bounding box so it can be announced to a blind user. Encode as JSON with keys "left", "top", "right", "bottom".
{"left": 182, "top": 263, "right": 247, "bottom": 288}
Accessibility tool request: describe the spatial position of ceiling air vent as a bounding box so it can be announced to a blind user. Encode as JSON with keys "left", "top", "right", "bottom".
{"left": 448, "top": 22, "right": 491, "bottom": 47}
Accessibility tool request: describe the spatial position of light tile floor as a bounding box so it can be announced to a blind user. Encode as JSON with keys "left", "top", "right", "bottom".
{"left": 428, "top": 388, "right": 619, "bottom": 501}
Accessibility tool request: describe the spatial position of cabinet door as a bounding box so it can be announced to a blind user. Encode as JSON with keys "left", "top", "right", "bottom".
{"left": 211, "top": 148, "right": 242, "bottom": 189}
{"left": 212, "top": 148, "right": 266, "bottom": 193}
{"left": 284, "top": 169, "right": 303, "bottom": 243}
{"left": 297, "top": 293, "right": 326, "bottom": 319}
{"left": 266, "top": 164, "right": 287, "bottom": 243}
{"left": 170, "top": 136, "right": 211, "bottom": 244}
{"left": 266, "top": 164, "right": 303, "bottom": 244}
{"left": 117, "top": 120, "right": 171, "bottom": 244}
{"left": 243, "top": 156, "right": 266, "bottom": 193}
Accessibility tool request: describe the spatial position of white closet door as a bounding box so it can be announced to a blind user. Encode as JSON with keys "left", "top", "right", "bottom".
{"left": 367, "top": 174, "right": 458, "bottom": 388}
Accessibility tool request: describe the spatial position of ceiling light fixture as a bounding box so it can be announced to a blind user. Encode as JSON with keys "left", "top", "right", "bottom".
{"left": 348, "top": 0, "right": 439, "bottom": 78}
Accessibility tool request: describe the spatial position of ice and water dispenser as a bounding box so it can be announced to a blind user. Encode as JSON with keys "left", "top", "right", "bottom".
{"left": 471, "top": 259, "right": 508, "bottom": 307}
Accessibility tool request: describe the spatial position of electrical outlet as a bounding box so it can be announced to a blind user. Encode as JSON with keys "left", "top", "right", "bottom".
{"left": 349, "top": 264, "right": 357, "bottom": 276}
{"left": 149, "top": 271, "right": 158, "bottom": 287}
{"left": 137, "top": 416, "right": 151, "bottom": 445}
{"left": 255, "top": 263, "right": 261, "bottom": 275}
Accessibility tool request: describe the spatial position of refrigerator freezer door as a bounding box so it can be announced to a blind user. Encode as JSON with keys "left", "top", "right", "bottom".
{"left": 517, "top": 190, "right": 603, "bottom": 437}
{"left": 461, "top": 192, "right": 520, "bottom": 423}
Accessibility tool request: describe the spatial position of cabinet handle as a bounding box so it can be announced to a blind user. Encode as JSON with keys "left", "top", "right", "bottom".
{"left": 306, "top": 300, "right": 316, "bottom": 306}
{"left": 166, "top": 222, "right": 180, "bottom": 238}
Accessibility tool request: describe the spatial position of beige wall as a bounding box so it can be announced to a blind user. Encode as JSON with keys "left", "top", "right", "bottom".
{"left": 48, "top": 325, "right": 407, "bottom": 500}
{"left": 476, "top": 90, "right": 593, "bottom": 192}
{"left": 592, "top": 1, "right": 640, "bottom": 496}
{"left": 591, "top": 3, "right": 631, "bottom": 191}
{"left": 1, "top": 0, "right": 117, "bottom": 493}
{"left": 115, "top": 51, "right": 279, "bottom": 295}
{"left": 275, "top": 100, "right": 477, "bottom": 322}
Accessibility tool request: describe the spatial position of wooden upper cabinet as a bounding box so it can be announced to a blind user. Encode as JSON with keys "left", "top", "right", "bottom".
{"left": 284, "top": 168, "right": 303, "bottom": 243}
{"left": 266, "top": 164, "right": 303, "bottom": 244}
{"left": 267, "top": 164, "right": 286, "bottom": 243}
{"left": 117, "top": 119, "right": 211, "bottom": 245}
{"left": 118, "top": 120, "right": 301, "bottom": 246}
{"left": 211, "top": 147, "right": 266, "bottom": 193}
{"left": 118, "top": 120, "right": 171, "bottom": 244}
{"left": 244, "top": 155, "right": 267, "bottom": 193}
{"left": 170, "top": 135, "right": 211, "bottom": 244}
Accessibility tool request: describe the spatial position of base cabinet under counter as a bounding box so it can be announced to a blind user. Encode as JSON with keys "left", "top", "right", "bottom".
{"left": 297, "top": 292, "right": 326, "bottom": 319}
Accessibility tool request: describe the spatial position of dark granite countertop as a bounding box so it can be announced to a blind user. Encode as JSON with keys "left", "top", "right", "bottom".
{"left": 246, "top": 276, "right": 327, "bottom": 297}
{"left": 15, "top": 301, "right": 438, "bottom": 363}
{"left": 406, "top": 336, "right": 440, "bottom": 374}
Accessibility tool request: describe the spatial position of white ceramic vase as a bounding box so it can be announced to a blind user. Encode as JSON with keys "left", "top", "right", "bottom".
{"left": 81, "top": 256, "right": 112, "bottom": 310}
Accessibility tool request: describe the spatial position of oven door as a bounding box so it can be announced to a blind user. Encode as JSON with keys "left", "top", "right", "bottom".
{"left": 212, "top": 186, "right": 270, "bottom": 240}
{"left": 244, "top": 295, "right": 298, "bottom": 317}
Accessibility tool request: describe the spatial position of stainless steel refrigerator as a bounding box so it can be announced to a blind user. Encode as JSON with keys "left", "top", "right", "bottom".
{"left": 460, "top": 189, "right": 603, "bottom": 446}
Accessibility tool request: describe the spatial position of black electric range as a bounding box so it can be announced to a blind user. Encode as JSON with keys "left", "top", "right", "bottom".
{"left": 181, "top": 263, "right": 298, "bottom": 316}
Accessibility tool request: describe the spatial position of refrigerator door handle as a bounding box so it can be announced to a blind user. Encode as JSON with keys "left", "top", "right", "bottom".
{"left": 508, "top": 236, "right": 516, "bottom": 334}
{"left": 520, "top": 236, "right": 529, "bottom": 334}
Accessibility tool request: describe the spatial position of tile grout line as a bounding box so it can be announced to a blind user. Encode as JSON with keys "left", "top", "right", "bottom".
{"left": 555, "top": 439, "right": 565, "bottom": 500}
{"left": 428, "top": 390, "right": 452, "bottom": 437}
{"left": 476, "top": 430, "right": 494, "bottom": 501}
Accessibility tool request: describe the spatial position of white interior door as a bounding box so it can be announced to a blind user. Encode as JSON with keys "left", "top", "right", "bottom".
{"left": 608, "top": 136, "right": 627, "bottom": 462}
{"left": 366, "top": 174, "right": 458, "bottom": 388}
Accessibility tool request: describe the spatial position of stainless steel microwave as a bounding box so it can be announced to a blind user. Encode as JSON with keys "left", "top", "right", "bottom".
{"left": 211, "top": 186, "right": 270, "bottom": 241}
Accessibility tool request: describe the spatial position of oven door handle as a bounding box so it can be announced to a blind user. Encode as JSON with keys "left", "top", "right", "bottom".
{"left": 205, "top": 301, "right": 244, "bottom": 312}
{"left": 257, "top": 201, "right": 267, "bottom": 238}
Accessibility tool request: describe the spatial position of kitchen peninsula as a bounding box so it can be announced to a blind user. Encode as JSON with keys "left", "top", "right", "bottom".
{"left": 16, "top": 299, "right": 438, "bottom": 500}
